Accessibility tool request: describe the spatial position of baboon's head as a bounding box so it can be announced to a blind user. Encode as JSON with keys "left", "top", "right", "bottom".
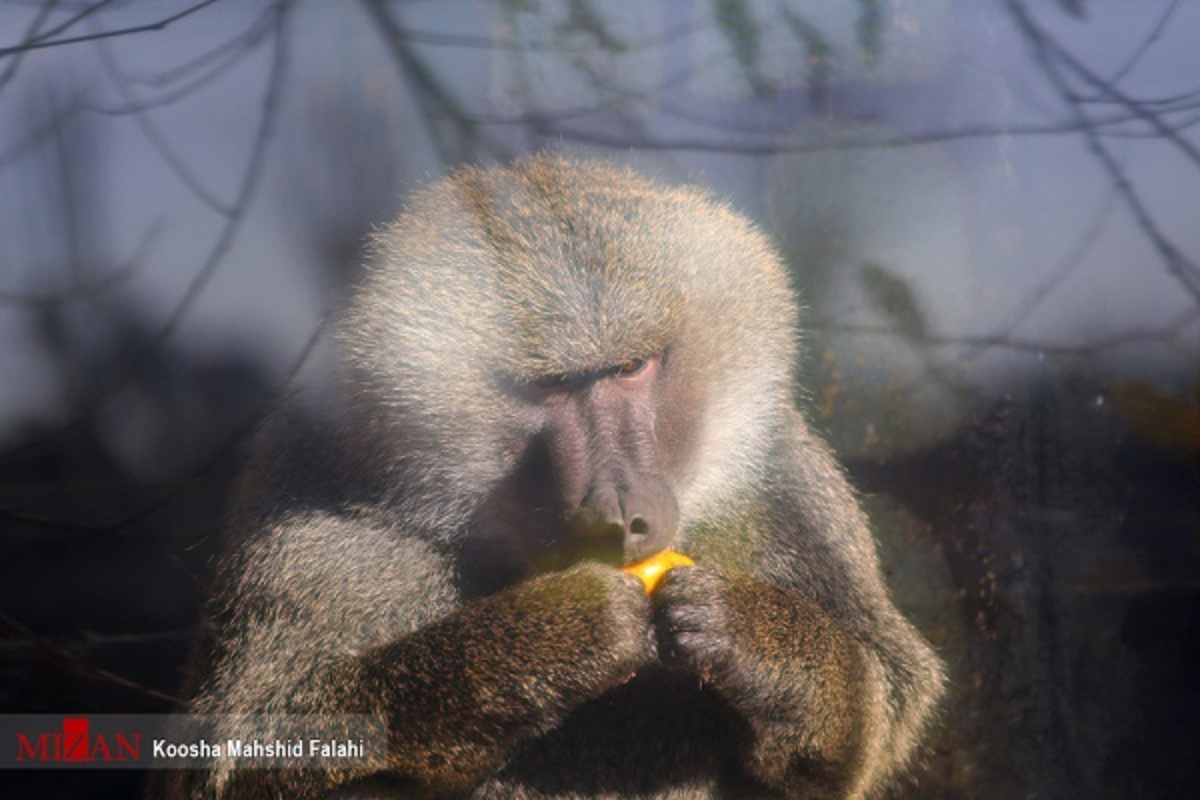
{"left": 342, "top": 154, "right": 798, "bottom": 591}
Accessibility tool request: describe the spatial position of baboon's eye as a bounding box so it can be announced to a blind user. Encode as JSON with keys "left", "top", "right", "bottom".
{"left": 533, "top": 372, "right": 571, "bottom": 389}
{"left": 616, "top": 358, "right": 647, "bottom": 376}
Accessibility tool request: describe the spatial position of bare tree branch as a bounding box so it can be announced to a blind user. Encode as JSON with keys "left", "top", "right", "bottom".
{"left": 95, "top": 39, "right": 233, "bottom": 214}
{"left": 0, "top": 0, "right": 62, "bottom": 92}
{"left": 1006, "top": 0, "right": 1200, "bottom": 302}
{"left": 86, "top": 7, "right": 277, "bottom": 117}
{"left": 1, "top": 1, "right": 292, "bottom": 461}
{"left": 965, "top": 187, "right": 1120, "bottom": 360}
{"left": 361, "top": 0, "right": 510, "bottom": 163}
{"left": 1107, "top": 0, "right": 1182, "bottom": 86}
{"left": 816, "top": 305, "right": 1200, "bottom": 359}
{"left": 0, "top": 0, "right": 223, "bottom": 58}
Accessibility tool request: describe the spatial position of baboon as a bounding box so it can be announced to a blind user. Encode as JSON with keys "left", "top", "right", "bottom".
{"left": 161, "top": 155, "right": 944, "bottom": 798}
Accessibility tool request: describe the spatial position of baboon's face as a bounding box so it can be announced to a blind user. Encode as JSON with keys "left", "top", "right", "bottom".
{"left": 466, "top": 351, "right": 684, "bottom": 592}
{"left": 531, "top": 352, "right": 679, "bottom": 563}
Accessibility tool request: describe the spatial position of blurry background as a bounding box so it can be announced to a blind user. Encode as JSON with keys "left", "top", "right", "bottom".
{"left": 0, "top": 1, "right": 1196, "bottom": 797}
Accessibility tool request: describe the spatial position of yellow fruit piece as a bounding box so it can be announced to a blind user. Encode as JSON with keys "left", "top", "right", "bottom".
{"left": 622, "top": 550, "right": 695, "bottom": 593}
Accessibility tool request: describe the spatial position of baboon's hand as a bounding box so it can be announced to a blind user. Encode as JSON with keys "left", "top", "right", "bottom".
{"left": 651, "top": 566, "right": 736, "bottom": 683}
{"left": 652, "top": 567, "right": 857, "bottom": 707}
{"left": 652, "top": 566, "right": 867, "bottom": 790}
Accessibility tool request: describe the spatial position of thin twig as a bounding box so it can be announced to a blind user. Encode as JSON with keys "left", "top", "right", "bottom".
{"left": 0, "top": 0, "right": 223, "bottom": 58}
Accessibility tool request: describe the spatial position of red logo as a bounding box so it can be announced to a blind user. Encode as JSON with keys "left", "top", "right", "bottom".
{"left": 15, "top": 717, "right": 141, "bottom": 763}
